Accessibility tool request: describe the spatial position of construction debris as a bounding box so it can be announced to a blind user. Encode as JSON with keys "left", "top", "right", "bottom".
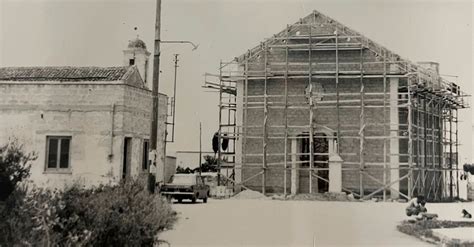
{"left": 231, "top": 189, "right": 269, "bottom": 200}
{"left": 270, "top": 192, "right": 359, "bottom": 202}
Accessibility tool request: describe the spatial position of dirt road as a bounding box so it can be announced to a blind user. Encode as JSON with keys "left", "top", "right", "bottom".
{"left": 161, "top": 199, "right": 473, "bottom": 247}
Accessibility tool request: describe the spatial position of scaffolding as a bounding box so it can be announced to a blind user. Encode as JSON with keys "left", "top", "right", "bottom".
{"left": 204, "top": 10, "right": 468, "bottom": 201}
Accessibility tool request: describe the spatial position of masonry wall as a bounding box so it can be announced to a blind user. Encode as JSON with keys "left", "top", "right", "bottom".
{"left": 0, "top": 81, "right": 167, "bottom": 189}
{"left": 122, "top": 85, "right": 168, "bottom": 182}
{"left": 237, "top": 47, "right": 401, "bottom": 194}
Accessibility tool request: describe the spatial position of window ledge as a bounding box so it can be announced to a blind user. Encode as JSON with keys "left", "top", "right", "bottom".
{"left": 43, "top": 169, "right": 72, "bottom": 175}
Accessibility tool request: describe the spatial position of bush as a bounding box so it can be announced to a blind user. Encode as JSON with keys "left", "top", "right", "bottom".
{"left": 0, "top": 140, "right": 177, "bottom": 246}
{"left": 0, "top": 140, "right": 36, "bottom": 201}
{"left": 58, "top": 178, "right": 177, "bottom": 246}
{"left": 397, "top": 220, "right": 474, "bottom": 246}
{"left": 0, "top": 178, "right": 177, "bottom": 246}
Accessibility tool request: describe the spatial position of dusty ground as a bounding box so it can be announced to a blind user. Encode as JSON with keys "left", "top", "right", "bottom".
{"left": 161, "top": 199, "right": 474, "bottom": 247}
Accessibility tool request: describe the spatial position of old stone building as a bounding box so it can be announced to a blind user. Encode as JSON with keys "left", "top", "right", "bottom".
{"left": 208, "top": 10, "right": 467, "bottom": 201}
{"left": 0, "top": 38, "right": 169, "bottom": 188}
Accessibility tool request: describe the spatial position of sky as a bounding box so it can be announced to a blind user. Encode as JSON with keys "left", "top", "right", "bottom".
{"left": 0, "top": 0, "right": 472, "bottom": 163}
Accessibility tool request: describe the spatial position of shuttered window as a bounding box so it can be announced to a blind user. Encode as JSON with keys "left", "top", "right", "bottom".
{"left": 46, "top": 136, "right": 71, "bottom": 170}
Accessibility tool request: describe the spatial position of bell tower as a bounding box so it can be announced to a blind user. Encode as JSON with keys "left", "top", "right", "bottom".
{"left": 123, "top": 36, "right": 151, "bottom": 89}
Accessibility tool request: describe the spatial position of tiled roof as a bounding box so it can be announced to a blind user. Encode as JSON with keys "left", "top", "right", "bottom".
{"left": 0, "top": 66, "right": 131, "bottom": 82}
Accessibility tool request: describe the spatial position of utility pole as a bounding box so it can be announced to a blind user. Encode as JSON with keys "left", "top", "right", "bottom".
{"left": 199, "top": 122, "right": 202, "bottom": 176}
{"left": 149, "top": 0, "right": 161, "bottom": 192}
{"left": 171, "top": 54, "right": 179, "bottom": 142}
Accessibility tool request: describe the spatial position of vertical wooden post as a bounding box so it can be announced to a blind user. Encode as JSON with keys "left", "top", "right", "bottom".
{"left": 199, "top": 122, "right": 202, "bottom": 176}
{"left": 407, "top": 77, "right": 413, "bottom": 198}
{"left": 283, "top": 25, "right": 289, "bottom": 196}
{"left": 415, "top": 92, "right": 421, "bottom": 196}
{"left": 335, "top": 30, "right": 341, "bottom": 149}
{"left": 423, "top": 96, "right": 427, "bottom": 197}
{"left": 431, "top": 100, "right": 437, "bottom": 200}
{"left": 449, "top": 108, "right": 453, "bottom": 199}
{"left": 382, "top": 54, "right": 387, "bottom": 201}
{"left": 217, "top": 60, "right": 223, "bottom": 186}
{"left": 359, "top": 45, "right": 365, "bottom": 198}
{"left": 262, "top": 43, "right": 268, "bottom": 194}
{"left": 455, "top": 109, "right": 459, "bottom": 198}
{"left": 438, "top": 102, "right": 444, "bottom": 198}
{"left": 242, "top": 52, "right": 250, "bottom": 190}
{"left": 308, "top": 23, "right": 315, "bottom": 194}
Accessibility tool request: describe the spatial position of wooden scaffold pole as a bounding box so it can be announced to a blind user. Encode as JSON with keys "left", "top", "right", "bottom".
{"left": 407, "top": 76, "right": 413, "bottom": 198}
{"left": 382, "top": 52, "right": 387, "bottom": 201}
{"left": 242, "top": 51, "right": 250, "bottom": 191}
{"left": 335, "top": 30, "right": 341, "bottom": 151}
{"left": 438, "top": 101, "right": 444, "bottom": 198}
{"left": 449, "top": 107, "right": 453, "bottom": 199}
{"left": 283, "top": 25, "right": 290, "bottom": 196}
{"left": 308, "top": 22, "right": 315, "bottom": 194}
{"left": 423, "top": 95, "right": 427, "bottom": 197}
{"left": 431, "top": 100, "right": 437, "bottom": 200}
{"left": 217, "top": 60, "right": 223, "bottom": 186}
{"left": 359, "top": 43, "right": 365, "bottom": 198}
{"left": 262, "top": 43, "right": 268, "bottom": 194}
{"left": 455, "top": 108, "right": 459, "bottom": 198}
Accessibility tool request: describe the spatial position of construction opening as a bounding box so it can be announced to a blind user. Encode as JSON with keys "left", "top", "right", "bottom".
{"left": 205, "top": 10, "right": 468, "bottom": 202}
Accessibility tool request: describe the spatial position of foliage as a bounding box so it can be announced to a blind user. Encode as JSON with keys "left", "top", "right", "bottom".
{"left": 397, "top": 220, "right": 474, "bottom": 246}
{"left": 176, "top": 155, "right": 219, "bottom": 174}
{"left": 176, "top": 166, "right": 194, "bottom": 174}
{"left": 0, "top": 178, "right": 177, "bottom": 246}
{"left": 0, "top": 138, "right": 177, "bottom": 246}
{"left": 194, "top": 155, "right": 218, "bottom": 173}
{"left": 0, "top": 186, "right": 67, "bottom": 246}
{"left": 58, "top": 177, "right": 177, "bottom": 246}
{"left": 0, "top": 139, "right": 37, "bottom": 201}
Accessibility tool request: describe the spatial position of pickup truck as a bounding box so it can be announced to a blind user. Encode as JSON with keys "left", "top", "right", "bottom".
{"left": 160, "top": 174, "right": 210, "bottom": 203}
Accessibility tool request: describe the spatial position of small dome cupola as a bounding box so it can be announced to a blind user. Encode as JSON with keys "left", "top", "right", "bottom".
{"left": 123, "top": 35, "right": 151, "bottom": 88}
{"left": 128, "top": 37, "right": 148, "bottom": 50}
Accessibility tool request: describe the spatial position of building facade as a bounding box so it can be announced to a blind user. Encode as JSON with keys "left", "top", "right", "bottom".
{"left": 208, "top": 11, "right": 467, "bottom": 201}
{"left": 0, "top": 38, "right": 169, "bottom": 188}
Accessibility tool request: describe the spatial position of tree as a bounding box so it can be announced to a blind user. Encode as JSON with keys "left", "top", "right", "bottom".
{"left": 176, "top": 166, "right": 193, "bottom": 174}
{"left": 0, "top": 140, "right": 37, "bottom": 201}
{"left": 194, "top": 155, "right": 218, "bottom": 173}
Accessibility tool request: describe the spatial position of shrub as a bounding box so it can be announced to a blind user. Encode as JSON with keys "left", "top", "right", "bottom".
{"left": 58, "top": 178, "right": 177, "bottom": 246}
{"left": 0, "top": 139, "right": 36, "bottom": 201}
{"left": 0, "top": 139, "right": 177, "bottom": 246}
{"left": 0, "top": 139, "right": 38, "bottom": 244}
{"left": 1, "top": 179, "right": 177, "bottom": 246}
{"left": 397, "top": 220, "right": 474, "bottom": 246}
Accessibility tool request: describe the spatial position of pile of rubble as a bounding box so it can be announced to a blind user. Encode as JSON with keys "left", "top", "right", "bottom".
{"left": 273, "top": 192, "right": 359, "bottom": 202}
{"left": 231, "top": 189, "right": 269, "bottom": 200}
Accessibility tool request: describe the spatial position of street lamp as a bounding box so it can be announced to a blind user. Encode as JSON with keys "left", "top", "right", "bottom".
{"left": 161, "top": 40, "right": 199, "bottom": 51}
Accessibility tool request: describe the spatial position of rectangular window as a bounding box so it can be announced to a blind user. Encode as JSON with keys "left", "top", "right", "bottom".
{"left": 142, "top": 139, "right": 150, "bottom": 171}
{"left": 129, "top": 59, "right": 135, "bottom": 66}
{"left": 46, "top": 136, "right": 71, "bottom": 170}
